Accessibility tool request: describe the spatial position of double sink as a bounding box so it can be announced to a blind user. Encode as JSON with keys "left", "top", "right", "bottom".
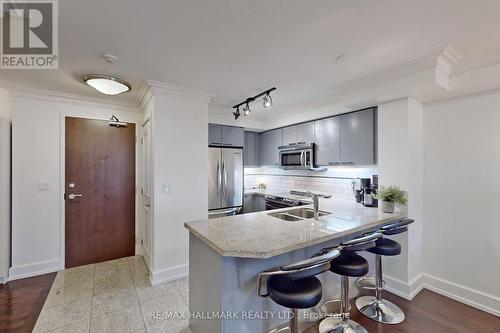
{"left": 268, "top": 207, "right": 331, "bottom": 222}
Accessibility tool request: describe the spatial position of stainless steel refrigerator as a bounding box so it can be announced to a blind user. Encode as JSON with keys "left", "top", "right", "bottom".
{"left": 208, "top": 147, "right": 243, "bottom": 218}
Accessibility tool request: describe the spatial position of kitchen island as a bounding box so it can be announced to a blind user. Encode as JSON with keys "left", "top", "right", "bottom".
{"left": 184, "top": 197, "right": 405, "bottom": 333}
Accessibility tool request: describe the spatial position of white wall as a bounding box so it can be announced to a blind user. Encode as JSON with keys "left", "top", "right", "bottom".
{"left": 146, "top": 87, "right": 210, "bottom": 285}
{"left": 377, "top": 98, "right": 424, "bottom": 297}
{"left": 423, "top": 90, "right": 500, "bottom": 314}
{"left": 8, "top": 92, "right": 140, "bottom": 280}
{"left": 0, "top": 94, "right": 11, "bottom": 283}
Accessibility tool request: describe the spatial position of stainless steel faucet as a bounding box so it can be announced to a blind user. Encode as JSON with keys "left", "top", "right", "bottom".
{"left": 290, "top": 190, "right": 331, "bottom": 220}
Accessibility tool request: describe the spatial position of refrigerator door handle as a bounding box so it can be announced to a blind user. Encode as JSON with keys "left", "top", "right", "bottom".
{"left": 223, "top": 162, "right": 227, "bottom": 199}
{"left": 216, "top": 161, "right": 221, "bottom": 198}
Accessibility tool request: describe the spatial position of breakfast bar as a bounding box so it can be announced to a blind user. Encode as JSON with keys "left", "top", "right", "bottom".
{"left": 184, "top": 198, "right": 405, "bottom": 333}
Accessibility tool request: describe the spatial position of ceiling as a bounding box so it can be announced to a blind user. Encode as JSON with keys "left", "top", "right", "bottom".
{"left": 2, "top": 0, "right": 500, "bottom": 121}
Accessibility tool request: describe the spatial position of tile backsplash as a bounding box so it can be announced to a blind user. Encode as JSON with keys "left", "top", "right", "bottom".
{"left": 244, "top": 166, "right": 378, "bottom": 201}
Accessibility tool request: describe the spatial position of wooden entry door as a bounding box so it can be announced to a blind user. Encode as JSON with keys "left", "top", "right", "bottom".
{"left": 65, "top": 117, "right": 136, "bottom": 268}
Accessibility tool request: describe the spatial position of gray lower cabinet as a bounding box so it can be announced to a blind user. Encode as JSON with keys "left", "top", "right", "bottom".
{"left": 315, "top": 116, "right": 341, "bottom": 166}
{"left": 254, "top": 194, "right": 266, "bottom": 211}
{"left": 259, "top": 128, "right": 282, "bottom": 166}
{"left": 209, "top": 124, "right": 244, "bottom": 147}
{"left": 242, "top": 193, "right": 266, "bottom": 213}
{"left": 282, "top": 122, "right": 315, "bottom": 145}
{"left": 243, "top": 194, "right": 254, "bottom": 214}
{"left": 244, "top": 132, "right": 259, "bottom": 166}
{"left": 340, "top": 108, "right": 375, "bottom": 165}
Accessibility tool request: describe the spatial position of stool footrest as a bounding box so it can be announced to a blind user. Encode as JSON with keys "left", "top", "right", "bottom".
{"left": 355, "top": 276, "right": 385, "bottom": 290}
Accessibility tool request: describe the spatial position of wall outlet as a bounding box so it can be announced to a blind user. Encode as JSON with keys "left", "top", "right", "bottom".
{"left": 162, "top": 184, "right": 175, "bottom": 193}
{"left": 37, "top": 183, "right": 50, "bottom": 191}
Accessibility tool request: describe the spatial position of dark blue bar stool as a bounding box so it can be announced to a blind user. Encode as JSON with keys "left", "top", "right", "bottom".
{"left": 317, "top": 232, "right": 382, "bottom": 333}
{"left": 355, "top": 218, "right": 415, "bottom": 324}
{"left": 257, "top": 249, "right": 341, "bottom": 333}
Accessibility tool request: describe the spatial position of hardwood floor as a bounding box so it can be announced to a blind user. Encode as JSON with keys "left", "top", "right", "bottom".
{"left": 306, "top": 289, "right": 500, "bottom": 333}
{"left": 0, "top": 270, "right": 499, "bottom": 333}
{"left": 0, "top": 273, "right": 56, "bottom": 333}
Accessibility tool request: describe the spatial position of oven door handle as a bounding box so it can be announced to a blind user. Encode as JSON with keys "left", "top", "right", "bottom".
{"left": 300, "top": 151, "right": 305, "bottom": 167}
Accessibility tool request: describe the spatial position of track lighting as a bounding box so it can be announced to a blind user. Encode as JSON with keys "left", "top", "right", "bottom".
{"left": 232, "top": 87, "right": 276, "bottom": 120}
{"left": 263, "top": 93, "right": 273, "bottom": 108}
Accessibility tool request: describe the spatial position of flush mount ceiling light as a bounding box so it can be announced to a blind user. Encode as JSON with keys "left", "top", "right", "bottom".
{"left": 83, "top": 53, "right": 131, "bottom": 95}
{"left": 232, "top": 87, "right": 276, "bottom": 120}
{"left": 84, "top": 74, "right": 131, "bottom": 95}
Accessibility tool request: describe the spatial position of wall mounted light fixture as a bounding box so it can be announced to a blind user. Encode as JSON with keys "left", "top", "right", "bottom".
{"left": 232, "top": 87, "right": 276, "bottom": 120}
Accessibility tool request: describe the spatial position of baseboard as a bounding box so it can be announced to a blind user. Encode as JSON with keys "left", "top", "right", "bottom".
{"left": 8, "top": 259, "right": 61, "bottom": 281}
{"left": 150, "top": 263, "right": 188, "bottom": 286}
{"left": 384, "top": 274, "right": 413, "bottom": 300}
{"left": 422, "top": 274, "right": 500, "bottom": 317}
{"left": 384, "top": 273, "right": 499, "bottom": 317}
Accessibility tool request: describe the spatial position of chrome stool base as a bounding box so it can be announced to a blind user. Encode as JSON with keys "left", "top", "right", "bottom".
{"left": 319, "top": 318, "right": 368, "bottom": 333}
{"left": 319, "top": 299, "right": 345, "bottom": 317}
{"left": 267, "top": 327, "right": 292, "bottom": 333}
{"left": 355, "top": 296, "right": 405, "bottom": 324}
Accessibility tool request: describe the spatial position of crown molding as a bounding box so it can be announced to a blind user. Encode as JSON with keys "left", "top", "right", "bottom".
{"left": 453, "top": 47, "right": 500, "bottom": 74}
{"left": 145, "top": 79, "right": 214, "bottom": 99}
{"left": 436, "top": 45, "right": 463, "bottom": 90}
{"left": 136, "top": 79, "right": 215, "bottom": 111}
{"left": 0, "top": 85, "right": 139, "bottom": 111}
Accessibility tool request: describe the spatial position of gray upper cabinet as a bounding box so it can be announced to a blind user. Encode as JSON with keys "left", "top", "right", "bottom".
{"left": 282, "top": 122, "right": 315, "bottom": 145}
{"left": 208, "top": 124, "right": 222, "bottom": 145}
{"left": 282, "top": 126, "right": 296, "bottom": 146}
{"left": 244, "top": 131, "right": 259, "bottom": 166}
{"left": 259, "top": 128, "right": 282, "bottom": 166}
{"left": 315, "top": 116, "right": 341, "bottom": 166}
{"left": 340, "top": 108, "right": 375, "bottom": 165}
{"left": 296, "top": 122, "right": 315, "bottom": 143}
{"left": 221, "top": 125, "right": 244, "bottom": 146}
{"left": 209, "top": 124, "right": 244, "bottom": 147}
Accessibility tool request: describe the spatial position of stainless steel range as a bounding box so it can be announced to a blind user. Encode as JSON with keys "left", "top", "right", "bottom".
{"left": 264, "top": 194, "right": 303, "bottom": 210}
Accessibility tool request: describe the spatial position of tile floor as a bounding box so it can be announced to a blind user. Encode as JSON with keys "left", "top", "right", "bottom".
{"left": 33, "top": 256, "right": 191, "bottom": 333}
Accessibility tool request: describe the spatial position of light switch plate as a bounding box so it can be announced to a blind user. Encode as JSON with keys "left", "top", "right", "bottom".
{"left": 37, "top": 183, "right": 50, "bottom": 191}
{"left": 162, "top": 184, "right": 175, "bottom": 193}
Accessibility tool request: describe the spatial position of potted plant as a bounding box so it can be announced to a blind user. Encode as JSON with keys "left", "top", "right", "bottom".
{"left": 372, "top": 186, "right": 407, "bottom": 213}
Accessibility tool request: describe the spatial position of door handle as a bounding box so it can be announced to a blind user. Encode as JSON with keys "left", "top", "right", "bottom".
{"left": 222, "top": 162, "right": 227, "bottom": 199}
{"left": 216, "top": 161, "right": 221, "bottom": 198}
{"left": 67, "top": 193, "right": 83, "bottom": 200}
{"left": 300, "top": 151, "right": 305, "bottom": 167}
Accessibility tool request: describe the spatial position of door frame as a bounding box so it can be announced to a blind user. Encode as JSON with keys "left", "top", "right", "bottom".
{"left": 59, "top": 114, "right": 140, "bottom": 269}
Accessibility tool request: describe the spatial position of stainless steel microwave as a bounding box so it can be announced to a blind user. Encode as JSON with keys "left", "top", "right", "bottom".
{"left": 278, "top": 143, "right": 315, "bottom": 170}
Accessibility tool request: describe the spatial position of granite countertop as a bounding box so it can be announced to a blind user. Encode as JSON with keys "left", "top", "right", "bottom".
{"left": 184, "top": 197, "right": 406, "bottom": 259}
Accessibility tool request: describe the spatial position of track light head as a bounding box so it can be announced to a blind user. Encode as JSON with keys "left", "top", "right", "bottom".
{"left": 263, "top": 93, "right": 273, "bottom": 108}
{"left": 243, "top": 103, "right": 251, "bottom": 116}
{"left": 233, "top": 107, "right": 241, "bottom": 120}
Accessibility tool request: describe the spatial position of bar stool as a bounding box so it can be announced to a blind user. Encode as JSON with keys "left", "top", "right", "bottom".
{"left": 355, "top": 218, "right": 415, "bottom": 324}
{"left": 318, "top": 232, "right": 382, "bottom": 333}
{"left": 257, "top": 249, "right": 341, "bottom": 333}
